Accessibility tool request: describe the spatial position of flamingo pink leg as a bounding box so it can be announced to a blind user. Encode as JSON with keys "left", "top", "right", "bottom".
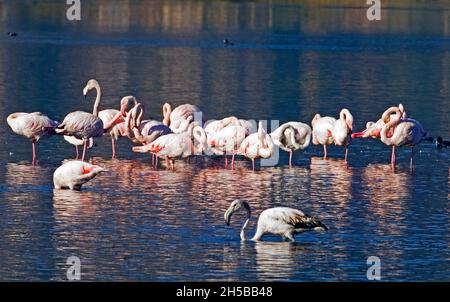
{"left": 155, "top": 155, "right": 158, "bottom": 167}
{"left": 344, "top": 147, "right": 348, "bottom": 163}
{"left": 81, "top": 139, "right": 87, "bottom": 161}
{"left": 231, "top": 150, "right": 236, "bottom": 169}
{"left": 289, "top": 150, "right": 293, "bottom": 167}
{"left": 171, "top": 159, "right": 175, "bottom": 171}
{"left": 391, "top": 145, "right": 396, "bottom": 171}
{"left": 323, "top": 145, "right": 327, "bottom": 159}
{"left": 75, "top": 145, "right": 79, "bottom": 160}
{"left": 225, "top": 156, "right": 228, "bottom": 168}
{"left": 32, "top": 142, "right": 37, "bottom": 162}
{"left": 165, "top": 156, "right": 170, "bottom": 167}
{"left": 111, "top": 139, "right": 116, "bottom": 158}
{"left": 252, "top": 158, "right": 255, "bottom": 172}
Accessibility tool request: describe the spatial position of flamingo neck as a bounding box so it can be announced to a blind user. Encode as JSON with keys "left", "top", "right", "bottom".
{"left": 240, "top": 206, "right": 252, "bottom": 241}
{"left": 92, "top": 82, "right": 101, "bottom": 117}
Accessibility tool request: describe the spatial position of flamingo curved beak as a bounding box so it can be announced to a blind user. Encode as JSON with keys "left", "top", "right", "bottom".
{"left": 224, "top": 208, "right": 233, "bottom": 226}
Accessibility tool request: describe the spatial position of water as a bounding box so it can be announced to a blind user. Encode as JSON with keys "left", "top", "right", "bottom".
{"left": 0, "top": 0, "right": 449, "bottom": 281}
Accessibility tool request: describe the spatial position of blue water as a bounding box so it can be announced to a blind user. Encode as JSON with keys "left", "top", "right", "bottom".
{"left": 0, "top": 0, "right": 448, "bottom": 281}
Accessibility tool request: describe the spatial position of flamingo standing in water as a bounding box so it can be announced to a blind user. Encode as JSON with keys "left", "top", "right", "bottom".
{"left": 208, "top": 124, "right": 249, "bottom": 168}
{"left": 82, "top": 79, "right": 129, "bottom": 158}
{"left": 132, "top": 122, "right": 207, "bottom": 170}
{"left": 379, "top": 106, "right": 431, "bottom": 172}
{"left": 162, "top": 102, "right": 205, "bottom": 132}
{"left": 351, "top": 104, "right": 421, "bottom": 168}
{"left": 53, "top": 160, "right": 106, "bottom": 190}
{"left": 56, "top": 80, "right": 104, "bottom": 161}
{"left": 311, "top": 114, "right": 335, "bottom": 159}
{"left": 270, "top": 122, "right": 312, "bottom": 167}
{"left": 7, "top": 112, "right": 59, "bottom": 162}
{"left": 224, "top": 199, "right": 328, "bottom": 242}
{"left": 311, "top": 109, "right": 353, "bottom": 162}
{"left": 126, "top": 102, "right": 173, "bottom": 165}
{"left": 239, "top": 121, "right": 274, "bottom": 171}
{"left": 330, "top": 109, "right": 353, "bottom": 162}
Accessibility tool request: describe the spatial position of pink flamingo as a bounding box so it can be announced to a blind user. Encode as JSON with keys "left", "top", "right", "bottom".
{"left": 239, "top": 121, "right": 274, "bottom": 171}
{"left": 209, "top": 124, "right": 249, "bottom": 168}
{"left": 351, "top": 104, "right": 408, "bottom": 166}
{"left": 53, "top": 160, "right": 106, "bottom": 190}
{"left": 162, "top": 102, "right": 205, "bottom": 131}
{"left": 379, "top": 106, "right": 431, "bottom": 172}
{"left": 7, "top": 112, "right": 59, "bottom": 162}
{"left": 132, "top": 123, "right": 207, "bottom": 170}
{"left": 311, "top": 109, "right": 353, "bottom": 161}
{"left": 270, "top": 122, "right": 311, "bottom": 167}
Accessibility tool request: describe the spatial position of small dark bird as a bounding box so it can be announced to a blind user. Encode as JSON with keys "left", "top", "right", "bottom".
{"left": 7, "top": 32, "right": 17, "bottom": 37}
{"left": 223, "top": 39, "right": 234, "bottom": 46}
{"left": 436, "top": 137, "right": 450, "bottom": 148}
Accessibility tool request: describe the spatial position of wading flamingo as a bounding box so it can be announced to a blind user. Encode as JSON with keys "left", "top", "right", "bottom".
{"left": 56, "top": 79, "right": 104, "bottom": 161}
{"left": 162, "top": 102, "right": 205, "bottom": 132}
{"left": 82, "top": 80, "right": 128, "bottom": 158}
{"left": 379, "top": 106, "right": 432, "bottom": 172}
{"left": 311, "top": 114, "right": 335, "bottom": 159}
{"left": 224, "top": 199, "right": 328, "bottom": 242}
{"left": 53, "top": 160, "right": 106, "bottom": 190}
{"left": 63, "top": 136, "right": 94, "bottom": 160}
{"left": 239, "top": 121, "right": 274, "bottom": 171}
{"left": 270, "top": 122, "right": 312, "bottom": 167}
{"left": 7, "top": 112, "right": 59, "bottom": 162}
{"left": 208, "top": 124, "right": 249, "bottom": 168}
{"left": 330, "top": 109, "right": 354, "bottom": 162}
{"left": 132, "top": 122, "right": 207, "bottom": 170}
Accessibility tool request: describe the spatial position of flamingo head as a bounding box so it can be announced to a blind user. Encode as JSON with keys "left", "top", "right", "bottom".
{"left": 83, "top": 79, "right": 99, "bottom": 98}
{"left": 224, "top": 199, "right": 251, "bottom": 226}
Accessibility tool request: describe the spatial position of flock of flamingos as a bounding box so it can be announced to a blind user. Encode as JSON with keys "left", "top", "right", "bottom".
{"left": 6, "top": 79, "right": 445, "bottom": 241}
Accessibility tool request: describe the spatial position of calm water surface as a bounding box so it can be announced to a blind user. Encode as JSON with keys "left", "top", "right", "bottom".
{"left": 0, "top": 0, "right": 449, "bottom": 281}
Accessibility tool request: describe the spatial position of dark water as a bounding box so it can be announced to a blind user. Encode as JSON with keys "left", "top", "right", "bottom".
{"left": 0, "top": 0, "right": 449, "bottom": 281}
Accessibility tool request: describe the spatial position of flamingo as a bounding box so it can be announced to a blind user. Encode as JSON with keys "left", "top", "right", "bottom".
{"left": 162, "top": 102, "right": 205, "bottom": 132}
{"left": 126, "top": 102, "right": 173, "bottom": 165}
{"left": 379, "top": 106, "right": 431, "bottom": 172}
{"left": 82, "top": 79, "right": 128, "bottom": 158}
{"left": 132, "top": 123, "right": 207, "bottom": 170}
{"left": 270, "top": 122, "right": 312, "bottom": 167}
{"left": 239, "top": 121, "right": 274, "bottom": 171}
{"left": 330, "top": 109, "right": 354, "bottom": 162}
{"left": 224, "top": 199, "right": 328, "bottom": 242}
{"left": 311, "top": 109, "right": 354, "bottom": 161}
{"left": 311, "top": 114, "right": 335, "bottom": 159}
{"left": 208, "top": 124, "right": 249, "bottom": 168}
{"left": 63, "top": 136, "right": 94, "bottom": 160}
{"left": 53, "top": 160, "right": 106, "bottom": 190}
{"left": 7, "top": 112, "right": 59, "bottom": 162}
{"left": 350, "top": 104, "right": 422, "bottom": 168}
{"left": 56, "top": 80, "right": 104, "bottom": 161}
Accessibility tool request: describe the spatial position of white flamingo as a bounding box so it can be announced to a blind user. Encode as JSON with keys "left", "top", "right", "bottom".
{"left": 270, "top": 122, "right": 312, "bottom": 167}
{"left": 311, "top": 108, "right": 354, "bottom": 161}
{"left": 329, "top": 109, "right": 354, "bottom": 162}
{"left": 224, "top": 200, "right": 328, "bottom": 242}
{"left": 311, "top": 114, "right": 335, "bottom": 159}
{"left": 56, "top": 80, "right": 104, "bottom": 161}
{"left": 379, "top": 106, "right": 431, "bottom": 172}
{"left": 132, "top": 122, "right": 207, "bottom": 170}
{"left": 208, "top": 124, "right": 249, "bottom": 168}
{"left": 162, "top": 102, "right": 205, "bottom": 132}
{"left": 53, "top": 160, "right": 106, "bottom": 190}
{"left": 7, "top": 112, "right": 59, "bottom": 162}
{"left": 239, "top": 121, "right": 274, "bottom": 171}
